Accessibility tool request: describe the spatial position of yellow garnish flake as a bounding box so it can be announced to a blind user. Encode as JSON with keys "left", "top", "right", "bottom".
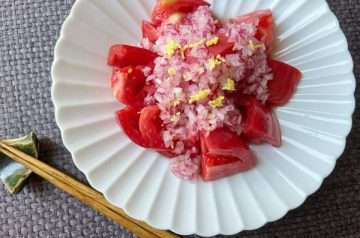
{"left": 208, "top": 56, "right": 224, "bottom": 70}
{"left": 189, "top": 89, "right": 211, "bottom": 103}
{"left": 206, "top": 36, "right": 219, "bottom": 47}
{"left": 249, "top": 40, "right": 265, "bottom": 51}
{"left": 222, "top": 78, "right": 236, "bottom": 91}
{"left": 165, "top": 39, "right": 181, "bottom": 57}
{"left": 209, "top": 96, "right": 225, "bottom": 108}
{"left": 167, "top": 67, "right": 177, "bottom": 76}
{"left": 170, "top": 112, "right": 181, "bottom": 122}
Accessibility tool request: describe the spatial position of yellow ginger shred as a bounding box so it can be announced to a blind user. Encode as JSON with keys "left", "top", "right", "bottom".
{"left": 189, "top": 89, "right": 211, "bottom": 103}
{"left": 165, "top": 39, "right": 181, "bottom": 57}
{"left": 209, "top": 96, "right": 225, "bottom": 108}
{"left": 206, "top": 36, "right": 219, "bottom": 47}
{"left": 249, "top": 40, "right": 265, "bottom": 51}
{"left": 222, "top": 78, "right": 236, "bottom": 91}
{"left": 208, "top": 55, "right": 224, "bottom": 70}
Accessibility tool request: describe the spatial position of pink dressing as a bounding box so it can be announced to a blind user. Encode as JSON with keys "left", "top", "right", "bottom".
{"left": 142, "top": 6, "right": 273, "bottom": 180}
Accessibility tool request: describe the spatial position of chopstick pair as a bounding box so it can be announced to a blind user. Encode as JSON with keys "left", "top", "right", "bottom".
{"left": 0, "top": 141, "right": 179, "bottom": 238}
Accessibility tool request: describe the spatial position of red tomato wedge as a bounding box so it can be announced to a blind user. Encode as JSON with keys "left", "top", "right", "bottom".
{"left": 139, "top": 105, "right": 166, "bottom": 149}
{"left": 108, "top": 45, "right": 158, "bottom": 68}
{"left": 151, "top": 0, "right": 209, "bottom": 25}
{"left": 207, "top": 34, "right": 234, "bottom": 56}
{"left": 142, "top": 20, "right": 160, "bottom": 43}
{"left": 201, "top": 127, "right": 252, "bottom": 160}
{"left": 111, "top": 67, "right": 146, "bottom": 107}
{"left": 233, "top": 9, "right": 274, "bottom": 51}
{"left": 116, "top": 106, "right": 146, "bottom": 147}
{"left": 201, "top": 152, "right": 257, "bottom": 181}
{"left": 117, "top": 106, "right": 171, "bottom": 154}
{"left": 268, "top": 59, "right": 302, "bottom": 107}
{"left": 243, "top": 99, "right": 281, "bottom": 147}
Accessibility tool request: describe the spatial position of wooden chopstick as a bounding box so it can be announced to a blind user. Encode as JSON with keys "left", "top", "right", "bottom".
{"left": 0, "top": 142, "right": 180, "bottom": 238}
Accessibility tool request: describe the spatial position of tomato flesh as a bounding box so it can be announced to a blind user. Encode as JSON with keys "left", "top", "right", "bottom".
{"left": 116, "top": 106, "right": 146, "bottom": 147}
{"left": 268, "top": 59, "right": 302, "bottom": 107}
{"left": 200, "top": 128, "right": 257, "bottom": 181}
{"left": 243, "top": 98, "right": 281, "bottom": 147}
{"left": 117, "top": 106, "right": 170, "bottom": 152}
{"left": 139, "top": 105, "right": 165, "bottom": 148}
{"left": 201, "top": 152, "right": 257, "bottom": 181}
{"left": 111, "top": 67, "right": 146, "bottom": 107}
{"left": 108, "top": 44, "right": 158, "bottom": 68}
{"left": 142, "top": 20, "right": 160, "bottom": 43}
{"left": 201, "top": 128, "right": 251, "bottom": 160}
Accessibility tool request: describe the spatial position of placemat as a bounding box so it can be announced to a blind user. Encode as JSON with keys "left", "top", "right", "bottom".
{"left": 0, "top": 0, "right": 359, "bottom": 237}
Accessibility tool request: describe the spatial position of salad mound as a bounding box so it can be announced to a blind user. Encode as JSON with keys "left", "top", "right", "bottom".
{"left": 108, "top": 0, "right": 302, "bottom": 181}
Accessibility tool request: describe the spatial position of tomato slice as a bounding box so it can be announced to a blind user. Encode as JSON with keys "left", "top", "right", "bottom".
{"left": 116, "top": 106, "right": 147, "bottom": 147}
{"left": 233, "top": 9, "right": 274, "bottom": 51}
{"left": 201, "top": 128, "right": 252, "bottom": 160}
{"left": 243, "top": 98, "right": 281, "bottom": 147}
{"left": 139, "top": 105, "right": 166, "bottom": 149}
{"left": 108, "top": 44, "right": 158, "bottom": 68}
{"left": 268, "top": 59, "right": 302, "bottom": 107}
{"left": 142, "top": 20, "right": 160, "bottom": 43}
{"left": 117, "top": 106, "right": 172, "bottom": 154}
{"left": 151, "top": 0, "right": 209, "bottom": 25}
{"left": 111, "top": 67, "right": 146, "bottom": 107}
{"left": 201, "top": 152, "right": 257, "bottom": 181}
{"left": 207, "top": 34, "right": 234, "bottom": 56}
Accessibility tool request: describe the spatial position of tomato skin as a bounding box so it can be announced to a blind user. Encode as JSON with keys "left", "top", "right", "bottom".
{"left": 243, "top": 98, "right": 281, "bottom": 147}
{"left": 117, "top": 106, "right": 173, "bottom": 154}
{"left": 108, "top": 45, "right": 158, "bottom": 68}
{"left": 268, "top": 59, "right": 302, "bottom": 107}
{"left": 201, "top": 152, "right": 257, "bottom": 181}
{"left": 139, "top": 105, "right": 165, "bottom": 148}
{"left": 200, "top": 128, "right": 257, "bottom": 181}
{"left": 151, "top": 0, "right": 209, "bottom": 25}
{"left": 111, "top": 67, "right": 146, "bottom": 107}
{"left": 142, "top": 20, "right": 160, "bottom": 43}
{"left": 201, "top": 128, "right": 251, "bottom": 159}
{"left": 116, "top": 106, "right": 147, "bottom": 147}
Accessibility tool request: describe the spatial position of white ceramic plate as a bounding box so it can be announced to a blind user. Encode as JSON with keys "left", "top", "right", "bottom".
{"left": 51, "top": 0, "right": 355, "bottom": 236}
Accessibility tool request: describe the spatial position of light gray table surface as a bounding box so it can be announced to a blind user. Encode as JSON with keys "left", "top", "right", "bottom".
{"left": 0, "top": 0, "right": 359, "bottom": 237}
